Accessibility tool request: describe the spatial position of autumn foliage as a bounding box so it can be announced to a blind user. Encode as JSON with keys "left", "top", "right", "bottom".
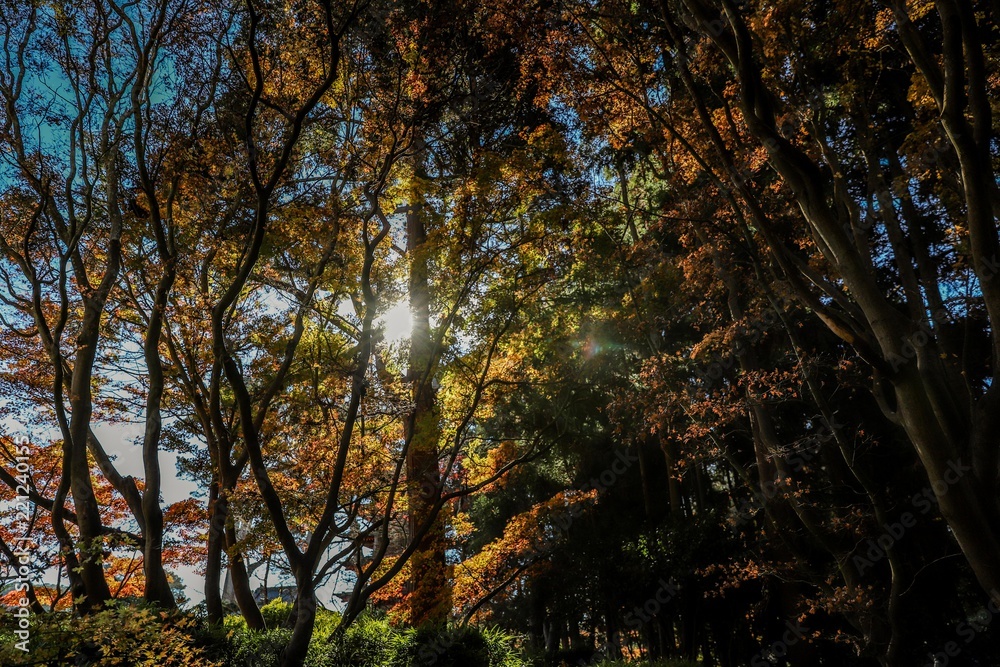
{"left": 0, "top": 0, "right": 999, "bottom": 666}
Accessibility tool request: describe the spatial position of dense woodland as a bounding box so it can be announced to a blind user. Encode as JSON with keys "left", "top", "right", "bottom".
{"left": 0, "top": 0, "right": 998, "bottom": 665}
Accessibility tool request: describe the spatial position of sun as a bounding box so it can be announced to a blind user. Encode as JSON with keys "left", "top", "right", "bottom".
{"left": 379, "top": 300, "right": 412, "bottom": 343}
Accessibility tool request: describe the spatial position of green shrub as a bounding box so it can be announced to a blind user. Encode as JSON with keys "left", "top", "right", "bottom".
{"left": 388, "top": 624, "right": 529, "bottom": 667}
{"left": 477, "top": 626, "right": 531, "bottom": 667}
{"left": 391, "top": 625, "right": 492, "bottom": 667}
{"left": 259, "top": 599, "right": 296, "bottom": 629}
{"left": 317, "top": 613, "right": 404, "bottom": 667}
{"left": 0, "top": 602, "right": 217, "bottom": 666}
{"left": 230, "top": 626, "right": 293, "bottom": 667}
{"left": 307, "top": 615, "right": 528, "bottom": 667}
{"left": 214, "top": 599, "right": 346, "bottom": 667}
{"left": 1, "top": 603, "right": 534, "bottom": 667}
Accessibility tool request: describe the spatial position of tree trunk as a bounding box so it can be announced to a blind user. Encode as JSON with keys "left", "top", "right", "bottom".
{"left": 658, "top": 433, "right": 684, "bottom": 518}
{"left": 281, "top": 576, "right": 317, "bottom": 667}
{"left": 140, "top": 252, "right": 178, "bottom": 608}
{"left": 404, "top": 159, "right": 450, "bottom": 625}
{"left": 205, "top": 481, "right": 225, "bottom": 624}
{"left": 69, "top": 315, "right": 113, "bottom": 612}
{"left": 223, "top": 500, "right": 266, "bottom": 631}
{"left": 637, "top": 437, "right": 657, "bottom": 520}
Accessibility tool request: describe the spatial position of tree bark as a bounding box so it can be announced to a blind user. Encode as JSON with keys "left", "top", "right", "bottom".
{"left": 670, "top": 0, "right": 1000, "bottom": 600}
{"left": 404, "top": 160, "right": 451, "bottom": 625}
{"left": 205, "top": 481, "right": 225, "bottom": 624}
{"left": 222, "top": 497, "right": 267, "bottom": 631}
{"left": 281, "top": 576, "right": 317, "bottom": 667}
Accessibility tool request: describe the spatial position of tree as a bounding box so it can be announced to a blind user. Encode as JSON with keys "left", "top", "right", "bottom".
{"left": 0, "top": 0, "right": 222, "bottom": 611}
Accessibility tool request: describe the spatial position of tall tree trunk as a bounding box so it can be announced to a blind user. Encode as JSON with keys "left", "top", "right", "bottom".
{"left": 69, "top": 313, "right": 113, "bottom": 612}
{"left": 404, "top": 161, "right": 451, "bottom": 625}
{"left": 281, "top": 575, "right": 316, "bottom": 667}
{"left": 141, "top": 256, "right": 178, "bottom": 608}
{"left": 637, "top": 437, "right": 657, "bottom": 520}
{"left": 223, "top": 499, "right": 266, "bottom": 631}
{"left": 205, "top": 480, "right": 225, "bottom": 624}
{"left": 658, "top": 433, "right": 684, "bottom": 518}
